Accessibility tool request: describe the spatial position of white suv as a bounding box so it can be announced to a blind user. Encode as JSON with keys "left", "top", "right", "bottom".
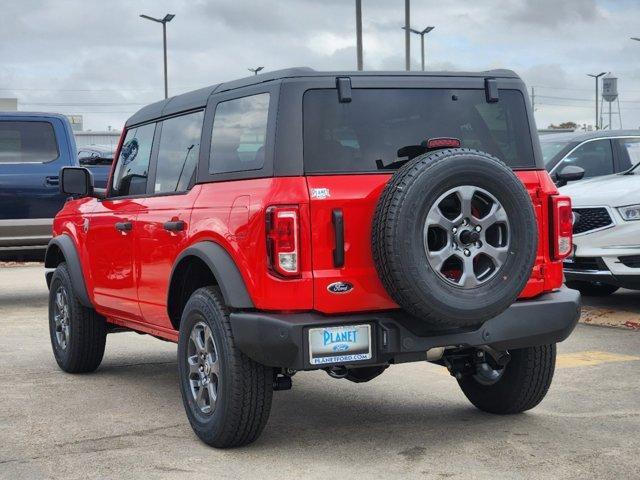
{"left": 561, "top": 163, "right": 640, "bottom": 295}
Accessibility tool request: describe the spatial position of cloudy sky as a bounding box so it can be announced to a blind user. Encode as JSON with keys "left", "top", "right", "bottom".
{"left": 1, "top": 0, "right": 639, "bottom": 131}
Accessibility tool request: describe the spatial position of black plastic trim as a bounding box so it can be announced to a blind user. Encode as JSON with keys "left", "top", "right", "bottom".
{"left": 169, "top": 241, "right": 254, "bottom": 309}
{"left": 332, "top": 209, "right": 345, "bottom": 267}
{"left": 229, "top": 287, "right": 580, "bottom": 370}
{"left": 44, "top": 235, "right": 92, "bottom": 307}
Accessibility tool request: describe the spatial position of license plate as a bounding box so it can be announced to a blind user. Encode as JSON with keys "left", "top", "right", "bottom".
{"left": 308, "top": 324, "right": 372, "bottom": 365}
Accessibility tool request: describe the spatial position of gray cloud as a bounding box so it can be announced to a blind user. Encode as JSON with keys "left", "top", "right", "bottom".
{"left": 0, "top": 0, "right": 638, "bottom": 130}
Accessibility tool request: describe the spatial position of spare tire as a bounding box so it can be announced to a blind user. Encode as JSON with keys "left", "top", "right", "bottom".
{"left": 372, "top": 148, "right": 537, "bottom": 328}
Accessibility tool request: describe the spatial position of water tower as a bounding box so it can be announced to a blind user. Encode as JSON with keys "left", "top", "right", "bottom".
{"left": 601, "top": 74, "right": 622, "bottom": 129}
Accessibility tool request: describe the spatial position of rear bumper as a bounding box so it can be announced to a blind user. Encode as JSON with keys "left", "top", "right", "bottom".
{"left": 229, "top": 287, "right": 581, "bottom": 370}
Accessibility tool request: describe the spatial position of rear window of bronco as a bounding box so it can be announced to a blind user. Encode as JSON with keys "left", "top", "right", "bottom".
{"left": 303, "top": 89, "right": 535, "bottom": 173}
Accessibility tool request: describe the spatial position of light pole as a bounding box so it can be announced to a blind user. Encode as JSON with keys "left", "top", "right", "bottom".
{"left": 140, "top": 13, "right": 175, "bottom": 99}
{"left": 402, "top": 26, "right": 435, "bottom": 71}
{"left": 587, "top": 72, "right": 607, "bottom": 130}
{"left": 404, "top": 0, "right": 410, "bottom": 71}
{"left": 355, "top": 0, "right": 363, "bottom": 70}
{"left": 248, "top": 67, "right": 264, "bottom": 76}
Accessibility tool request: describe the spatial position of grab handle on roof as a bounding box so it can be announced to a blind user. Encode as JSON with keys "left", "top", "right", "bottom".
{"left": 485, "top": 77, "right": 499, "bottom": 103}
{"left": 336, "top": 77, "right": 352, "bottom": 103}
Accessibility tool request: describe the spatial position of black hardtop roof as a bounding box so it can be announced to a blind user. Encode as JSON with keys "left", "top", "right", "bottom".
{"left": 125, "top": 67, "right": 521, "bottom": 127}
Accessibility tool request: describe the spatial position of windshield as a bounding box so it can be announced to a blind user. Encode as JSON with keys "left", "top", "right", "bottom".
{"left": 303, "top": 88, "right": 536, "bottom": 173}
{"left": 540, "top": 140, "right": 570, "bottom": 167}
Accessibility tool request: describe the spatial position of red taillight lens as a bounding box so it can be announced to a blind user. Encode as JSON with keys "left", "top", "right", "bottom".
{"left": 552, "top": 195, "right": 573, "bottom": 260}
{"left": 266, "top": 205, "right": 300, "bottom": 277}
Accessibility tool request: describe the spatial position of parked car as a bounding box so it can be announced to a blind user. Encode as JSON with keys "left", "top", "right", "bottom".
{"left": 0, "top": 113, "right": 110, "bottom": 251}
{"left": 561, "top": 164, "right": 640, "bottom": 295}
{"left": 77, "top": 145, "right": 114, "bottom": 188}
{"left": 45, "top": 68, "right": 579, "bottom": 448}
{"left": 541, "top": 130, "right": 640, "bottom": 185}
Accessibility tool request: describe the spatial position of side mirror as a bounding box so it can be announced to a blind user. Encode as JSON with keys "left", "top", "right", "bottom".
{"left": 60, "top": 167, "right": 94, "bottom": 197}
{"left": 556, "top": 165, "right": 585, "bottom": 187}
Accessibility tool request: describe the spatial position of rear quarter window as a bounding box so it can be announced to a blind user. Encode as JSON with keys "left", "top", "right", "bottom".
{"left": 0, "top": 121, "right": 59, "bottom": 163}
{"left": 303, "top": 88, "right": 535, "bottom": 173}
{"left": 209, "top": 93, "right": 270, "bottom": 174}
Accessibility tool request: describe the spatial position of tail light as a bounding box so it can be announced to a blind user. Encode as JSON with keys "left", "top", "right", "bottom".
{"left": 266, "top": 205, "right": 300, "bottom": 277}
{"left": 551, "top": 196, "right": 573, "bottom": 260}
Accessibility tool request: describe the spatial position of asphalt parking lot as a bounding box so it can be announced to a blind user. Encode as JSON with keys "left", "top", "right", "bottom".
{"left": 1, "top": 265, "right": 639, "bottom": 480}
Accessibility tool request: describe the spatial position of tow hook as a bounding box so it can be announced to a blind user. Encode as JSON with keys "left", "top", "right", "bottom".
{"left": 326, "top": 365, "right": 349, "bottom": 379}
{"left": 273, "top": 370, "right": 295, "bottom": 391}
{"left": 443, "top": 347, "right": 511, "bottom": 379}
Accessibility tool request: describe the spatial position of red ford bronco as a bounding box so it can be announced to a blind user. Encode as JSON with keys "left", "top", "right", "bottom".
{"left": 45, "top": 68, "right": 580, "bottom": 448}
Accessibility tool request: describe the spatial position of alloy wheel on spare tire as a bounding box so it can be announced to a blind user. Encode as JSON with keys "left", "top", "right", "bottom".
{"left": 372, "top": 148, "right": 537, "bottom": 328}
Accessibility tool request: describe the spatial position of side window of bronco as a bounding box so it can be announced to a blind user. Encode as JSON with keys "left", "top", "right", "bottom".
{"left": 154, "top": 111, "right": 204, "bottom": 194}
{"left": 110, "top": 122, "right": 156, "bottom": 197}
{"left": 209, "top": 93, "right": 270, "bottom": 174}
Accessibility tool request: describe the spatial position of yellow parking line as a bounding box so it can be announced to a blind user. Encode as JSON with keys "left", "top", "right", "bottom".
{"left": 556, "top": 350, "right": 640, "bottom": 369}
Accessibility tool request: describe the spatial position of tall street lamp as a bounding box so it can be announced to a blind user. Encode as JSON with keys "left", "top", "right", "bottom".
{"left": 587, "top": 72, "right": 607, "bottom": 130}
{"left": 404, "top": 0, "right": 410, "bottom": 71}
{"left": 402, "top": 25, "right": 435, "bottom": 71}
{"left": 248, "top": 67, "right": 264, "bottom": 76}
{"left": 140, "top": 13, "right": 175, "bottom": 99}
{"left": 355, "top": 0, "right": 363, "bottom": 70}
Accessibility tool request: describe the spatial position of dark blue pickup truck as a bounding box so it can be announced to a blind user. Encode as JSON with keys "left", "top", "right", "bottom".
{"left": 0, "top": 112, "right": 111, "bottom": 251}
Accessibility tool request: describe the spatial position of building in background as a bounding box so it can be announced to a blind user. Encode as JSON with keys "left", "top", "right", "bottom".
{"left": 65, "top": 115, "right": 83, "bottom": 132}
{"left": 74, "top": 130, "right": 121, "bottom": 148}
{"left": 0, "top": 98, "right": 18, "bottom": 111}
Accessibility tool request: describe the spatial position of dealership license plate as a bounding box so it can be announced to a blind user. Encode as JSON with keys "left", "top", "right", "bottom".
{"left": 308, "top": 324, "right": 372, "bottom": 365}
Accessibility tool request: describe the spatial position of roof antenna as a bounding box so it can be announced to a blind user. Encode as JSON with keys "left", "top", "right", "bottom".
{"left": 248, "top": 67, "right": 264, "bottom": 76}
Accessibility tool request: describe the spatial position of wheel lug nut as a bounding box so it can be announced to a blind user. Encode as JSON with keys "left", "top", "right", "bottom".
{"left": 464, "top": 249, "right": 471, "bottom": 257}
{"left": 452, "top": 227, "right": 457, "bottom": 234}
{"left": 475, "top": 225, "right": 482, "bottom": 232}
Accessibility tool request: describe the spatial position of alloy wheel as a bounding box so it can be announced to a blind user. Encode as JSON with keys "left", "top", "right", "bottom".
{"left": 424, "top": 185, "right": 510, "bottom": 288}
{"left": 187, "top": 321, "right": 221, "bottom": 415}
{"left": 53, "top": 286, "right": 71, "bottom": 350}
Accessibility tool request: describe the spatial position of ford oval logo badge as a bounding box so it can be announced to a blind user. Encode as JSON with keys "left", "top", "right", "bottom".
{"left": 327, "top": 282, "right": 354, "bottom": 294}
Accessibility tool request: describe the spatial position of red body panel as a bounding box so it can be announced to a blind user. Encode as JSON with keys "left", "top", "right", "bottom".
{"left": 135, "top": 188, "right": 200, "bottom": 329}
{"left": 305, "top": 170, "right": 563, "bottom": 314}
{"left": 189, "top": 178, "right": 313, "bottom": 311}
{"left": 52, "top": 168, "right": 563, "bottom": 341}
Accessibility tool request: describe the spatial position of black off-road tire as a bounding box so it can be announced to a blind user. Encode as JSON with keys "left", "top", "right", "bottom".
{"left": 372, "top": 149, "right": 537, "bottom": 328}
{"left": 457, "top": 344, "right": 556, "bottom": 414}
{"left": 565, "top": 280, "right": 619, "bottom": 297}
{"left": 177, "top": 287, "right": 273, "bottom": 448}
{"left": 48, "top": 262, "right": 107, "bottom": 373}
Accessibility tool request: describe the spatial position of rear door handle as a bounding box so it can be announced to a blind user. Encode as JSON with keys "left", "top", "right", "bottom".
{"left": 332, "top": 209, "right": 345, "bottom": 268}
{"left": 163, "top": 220, "right": 185, "bottom": 232}
{"left": 115, "top": 221, "right": 132, "bottom": 232}
{"left": 45, "top": 176, "right": 59, "bottom": 186}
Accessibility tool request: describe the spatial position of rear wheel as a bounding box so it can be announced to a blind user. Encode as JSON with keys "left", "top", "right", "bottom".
{"left": 177, "top": 286, "right": 273, "bottom": 448}
{"left": 48, "top": 263, "right": 107, "bottom": 373}
{"left": 565, "top": 280, "right": 619, "bottom": 296}
{"left": 457, "top": 344, "right": 556, "bottom": 414}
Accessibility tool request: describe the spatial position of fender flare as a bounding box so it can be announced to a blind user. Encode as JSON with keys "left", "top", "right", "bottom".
{"left": 169, "top": 241, "right": 254, "bottom": 309}
{"left": 44, "top": 235, "right": 93, "bottom": 308}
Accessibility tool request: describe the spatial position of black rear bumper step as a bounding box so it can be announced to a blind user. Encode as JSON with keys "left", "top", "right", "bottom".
{"left": 229, "top": 287, "right": 581, "bottom": 370}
